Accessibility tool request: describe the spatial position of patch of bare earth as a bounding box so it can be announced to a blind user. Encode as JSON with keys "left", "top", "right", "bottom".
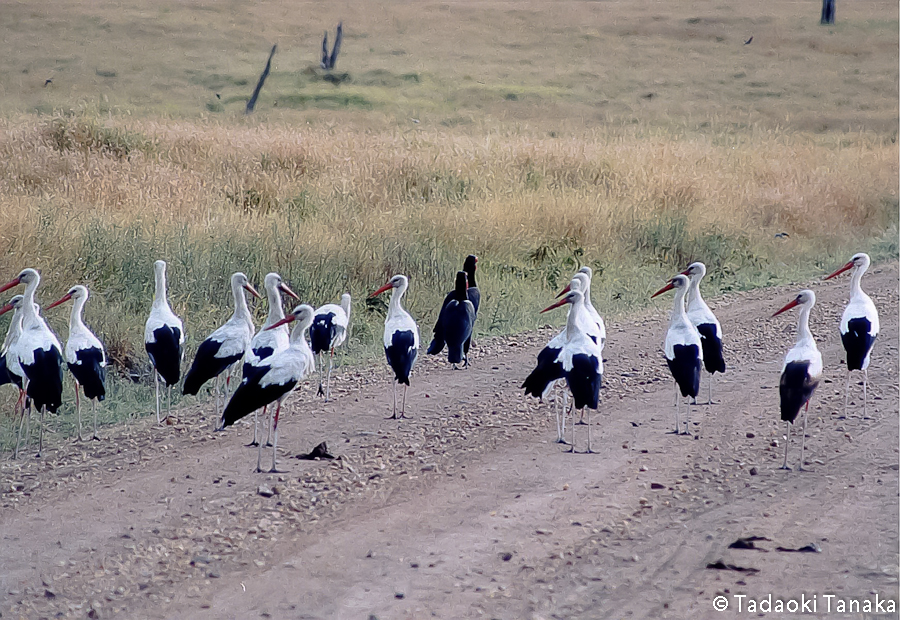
{"left": 1, "top": 264, "right": 898, "bottom": 619}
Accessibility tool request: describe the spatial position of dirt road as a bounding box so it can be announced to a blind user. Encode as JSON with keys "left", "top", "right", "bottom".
{"left": 2, "top": 264, "right": 898, "bottom": 619}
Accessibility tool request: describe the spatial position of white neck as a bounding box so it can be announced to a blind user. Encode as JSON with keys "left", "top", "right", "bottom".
{"left": 231, "top": 279, "right": 252, "bottom": 324}
{"left": 21, "top": 276, "right": 40, "bottom": 328}
{"left": 289, "top": 315, "right": 313, "bottom": 348}
{"left": 565, "top": 296, "right": 585, "bottom": 343}
{"left": 264, "top": 284, "right": 286, "bottom": 328}
{"left": 849, "top": 264, "right": 866, "bottom": 299}
{"left": 687, "top": 273, "right": 704, "bottom": 307}
{"left": 388, "top": 282, "right": 407, "bottom": 318}
{"left": 153, "top": 266, "right": 169, "bottom": 308}
{"left": 70, "top": 295, "right": 89, "bottom": 333}
{"left": 670, "top": 286, "right": 688, "bottom": 326}
{"left": 796, "top": 302, "right": 814, "bottom": 347}
{"left": 340, "top": 293, "right": 352, "bottom": 319}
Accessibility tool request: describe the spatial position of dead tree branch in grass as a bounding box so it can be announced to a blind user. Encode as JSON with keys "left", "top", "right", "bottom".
{"left": 246, "top": 44, "right": 277, "bottom": 114}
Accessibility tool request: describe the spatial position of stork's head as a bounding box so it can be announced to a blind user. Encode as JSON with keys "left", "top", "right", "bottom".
{"left": 0, "top": 268, "right": 40, "bottom": 294}
{"left": 651, "top": 274, "right": 689, "bottom": 298}
{"left": 556, "top": 272, "right": 588, "bottom": 298}
{"left": 264, "top": 272, "right": 299, "bottom": 301}
{"left": 370, "top": 274, "right": 408, "bottom": 297}
{"left": 463, "top": 255, "right": 478, "bottom": 274}
{"left": 232, "top": 272, "right": 261, "bottom": 299}
{"left": 825, "top": 252, "right": 870, "bottom": 280}
{"left": 541, "top": 289, "right": 583, "bottom": 313}
{"left": 266, "top": 304, "right": 314, "bottom": 330}
{"left": 47, "top": 284, "right": 89, "bottom": 310}
{"left": 0, "top": 294, "right": 25, "bottom": 317}
{"left": 772, "top": 289, "right": 816, "bottom": 317}
{"left": 681, "top": 262, "right": 707, "bottom": 279}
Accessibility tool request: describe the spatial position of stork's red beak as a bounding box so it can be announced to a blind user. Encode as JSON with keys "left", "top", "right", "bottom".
{"left": 680, "top": 268, "right": 692, "bottom": 276}
{"left": 370, "top": 282, "right": 393, "bottom": 298}
{"left": 824, "top": 261, "right": 854, "bottom": 280}
{"left": 555, "top": 283, "right": 572, "bottom": 299}
{"left": 244, "top": 283, "right": 262, "bottom": 299}
{"left": 772, "top": 298, "right": 800, "bottom": 317}
{"left": 0, "top": 303, "right": 13, "bottom": 317}
{"left": 46, "top": 293, "right": 73, "bottom": 310}
{"left": 266, "top": 314, "right": 296, "bottom": 330}
{"left": 540, "top": 297, "right": 569, "bottom": 313}
{"left": 651, "top": 280, "right": 675, "bottom": 298}
{"left": 0, "top": 276, "right": 22, "bottom": 294}
{"left": 278, "top": 282, "right": 300, "bottom": 301}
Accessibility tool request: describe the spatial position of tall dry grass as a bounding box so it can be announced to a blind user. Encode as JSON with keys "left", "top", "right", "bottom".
{"left": 0, "top": 115, "right": 896, "bottom": 441}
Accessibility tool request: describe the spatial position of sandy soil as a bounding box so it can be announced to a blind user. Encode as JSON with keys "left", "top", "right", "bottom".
{"left": 1, "top": 264, "right": 898, "bottom": 620}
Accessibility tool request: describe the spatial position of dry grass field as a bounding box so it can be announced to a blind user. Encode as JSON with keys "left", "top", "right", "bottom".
{"left": 0, "top": 0, "right": 896, "bottom": 436}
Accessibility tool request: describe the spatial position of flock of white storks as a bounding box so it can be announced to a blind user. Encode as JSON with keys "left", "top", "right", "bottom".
{"left": 0, "top": 252, "right": 879, "bottom": 473}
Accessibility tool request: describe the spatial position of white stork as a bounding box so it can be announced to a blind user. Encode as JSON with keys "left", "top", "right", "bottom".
{"left": 681, "top": 262, "right": 726, "bottom": 404}
{"left": 145, "top": 260, "right": 184, "bottom": 424}
{"left": 241, "top": 272, "right": 299, "bottom": 444}
{"left": 427, "top": 271, "right": 476, "bottom": 368}
{"left": 183, "top": 272, "right": 260, "bottom": 417}
{"left": 0, "top": 268, "right": 64, "bottom": 457}
{"left": 523, "top": 290, "right": 602, "bottom": 452}
{"left": 0, "top": 295, "right": 31, "bottom": 457}
{"left": 772, "top": 290, "right": 822, "bottom": 471}
{"left": 824, "top": 252, "right": 879, "bottom": 415}
{"left": 221, "top": 304, "right": 314, "bottom": 473}
{"left": 46, "top": 285, "right": 107, "bottom": 441}
{"left": 310, "top": 292, "right": 351, "bottom": 401}
{"left": 557, "top": 270, "right": 606, "bottom": 424}
{"left": 652, "top": 274, "right": 702, "bottom": 436}
{"left": 428, "top": 255, "right": 480, "bottom": 360}
{"left": 370, "top": 274, "right": 419, "bottom": 419}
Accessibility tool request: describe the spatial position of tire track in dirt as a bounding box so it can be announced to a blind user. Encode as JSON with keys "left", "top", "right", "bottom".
{"left": 1, "top": 263, "right": 897, "bottom": 619}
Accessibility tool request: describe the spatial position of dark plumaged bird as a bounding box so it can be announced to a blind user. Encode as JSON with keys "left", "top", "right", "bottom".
{"left": 183, "top": 272, "right": 260, "bottom": 417}
{"left": 428, "top": 255, "right": 479, "bottom": 360}
{"left": 46, "top": 285, "right": 107, "bottom": 441}
{"left": 744, "top": 36, "right": 753, "bottom": 45}
{"left": 310, "top": 293, "right": 351, "bottom": 401}
{"left": 0, "top": 268, "right": 64, "bottom": 457}
{"left": 242, "top": 272, "right": 299, "bottom": 444}
{"left": 681, "top": 262, "right": 725, "bottom": 404}
{"left": 145, "top": 260, "right": 184, "bottom": 424}
{"left": 772, "top": 290, "right": 822, "bottom": 471}
{"left": 652, "top": 274, "right": 702, "bottom": 436}
{"left": 222, "top": 305, "right": 314, "bottom": 473}
{"left": 523, "top": 290, "right": 602, "bottom": 452}
{"left": 825, "top": 252, "right": 879, "bottom": 415}
{"left": 428, "top": 271, "right": 475, "bottom": 368}
{"left": 371, "top": 274, "right": 419, "bottom": 419}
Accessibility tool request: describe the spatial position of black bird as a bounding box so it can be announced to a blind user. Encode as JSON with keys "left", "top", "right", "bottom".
{"left": 744, "top": 36, "right": 753, "bottom": 45}
{"left": 428, "top": 255, "right": 479, "bottom": 359}
{"left": 429, "top": 272, "right": 476, "bottom": 368}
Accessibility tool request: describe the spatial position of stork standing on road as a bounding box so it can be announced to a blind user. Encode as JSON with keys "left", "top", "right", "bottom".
{"left": 772, "top": 290, "right": 822, "bottom": 471}
{"left": 145, "top": 260, "right": 184, "bottom": 424}
{"left": 370, "top": 275, "right": 419, "bottom": 419}
{"left": 310, "top": 293, "right": 351, "bottom": 401}
{"left": 0, "top": 268, "right": 64, "bottom": 457}
{"left": 183, "top": 273, "right": 260, "bottom": 416}
{"left": 242, "top": 272, "right": 300, "bottom": 444}
{"left": 824, "top": 253, "right": 879, "bottom": 415}
{"left": 221, "top": 304, "right": 314, "bottom": 473}
{"left": 523, "top": 290, "right": 602, "bottom": 452}
{"left": 652, "top": 274, "right": 702, "bottom": 436}
{"left": 557, "top": 270, "right": 606, "bottom": 424}
{"left": 681, "top": 262, "right": 726, "bottom": 404}
{"left": 428, "top": 255, "right": 480, "bottom": 360}
{"left": 0, "top": 295, "right": 31, "bottom": 457}
{"left": 46, "top": 285, "right": 107, "bottom": 441}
